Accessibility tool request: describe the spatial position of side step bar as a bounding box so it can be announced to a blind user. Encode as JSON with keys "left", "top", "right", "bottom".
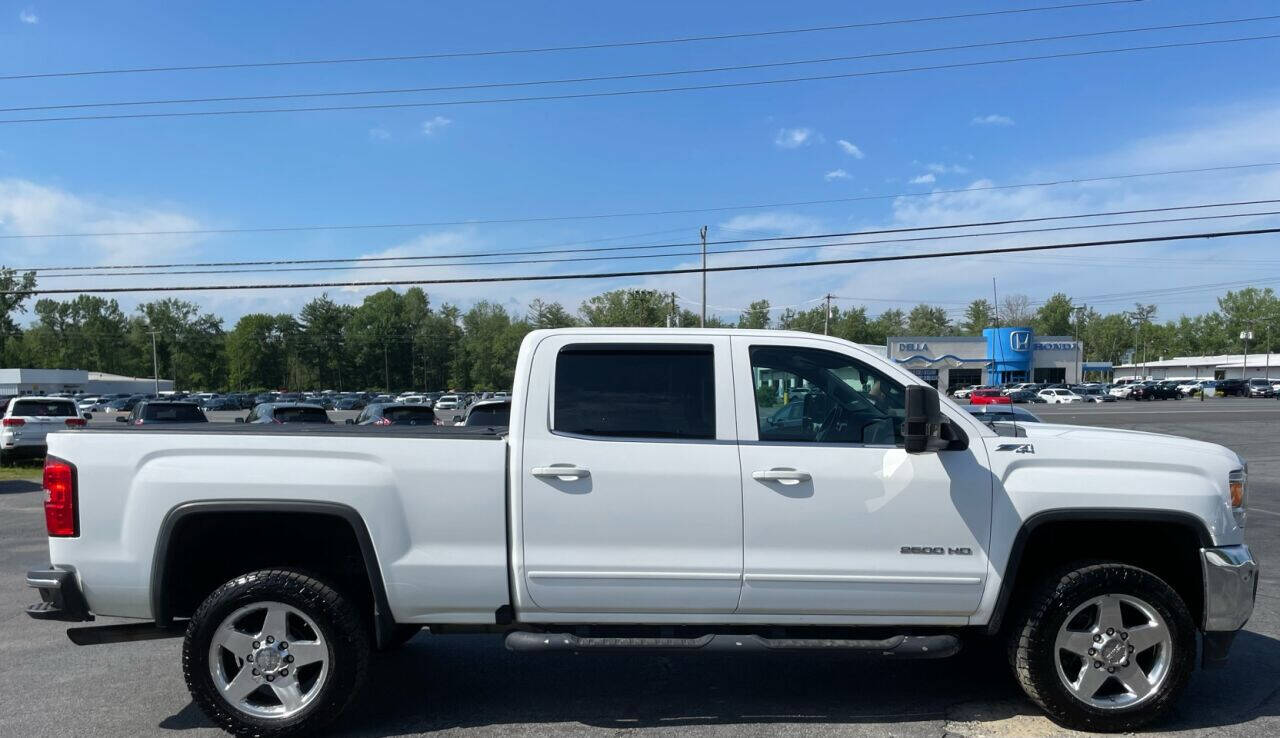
{"left": 66, "top": 621, "right": 187, "bottom": 646}
{"left": 505, "top": 631, "right": 959, "bottom": 658}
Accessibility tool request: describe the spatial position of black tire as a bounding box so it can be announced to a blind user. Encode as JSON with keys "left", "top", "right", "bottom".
{"left": 183, "top": 569, "right": 370, "bottom": 737}
{"left": 1008, "top": 563, "right": 1195, "bottom": 733}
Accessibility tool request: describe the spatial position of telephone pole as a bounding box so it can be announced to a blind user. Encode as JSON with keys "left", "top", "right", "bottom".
{"left": 823, "top": 294, "right": 834, "bottom": 335}
{"left": 667, "top": 292, "right": 677, "bottom": 327}
{"left": 699, "top": 225, "right": 708, "bottom": 328}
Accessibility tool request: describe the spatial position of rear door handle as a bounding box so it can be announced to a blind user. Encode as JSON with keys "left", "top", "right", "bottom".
{"left": 751, "top": 468, "right": 811, "bottom": 485}
{"left": 531, "top": 465, "right": 591, "bottom": 480}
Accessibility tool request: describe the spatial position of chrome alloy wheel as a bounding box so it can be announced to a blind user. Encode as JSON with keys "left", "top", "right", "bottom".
{"left": 1053, "top": 593, "right": 1173, "bottom": 709}
{"left": 207, "top": 601, "right": 330, "bottom": 719}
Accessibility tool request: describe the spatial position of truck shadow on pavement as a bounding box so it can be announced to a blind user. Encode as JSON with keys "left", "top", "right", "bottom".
{"left": 160, "top": 630, "right": 1280, "bottom": 735}
{"left": 0, "top": 479, "right": 41, "bottom": 495}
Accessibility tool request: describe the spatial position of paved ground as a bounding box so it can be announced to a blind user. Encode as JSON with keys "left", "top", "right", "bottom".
{"left": 4, "top": 399, "right": 1278, "bottom": 737}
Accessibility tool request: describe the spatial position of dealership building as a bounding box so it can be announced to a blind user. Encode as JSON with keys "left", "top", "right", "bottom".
{"left": 885, "top": 327, "right": 1103, "bottom": 392}
{"left": 0, "top": 368, "right": 173, "bottom": 397}
{"left": 1113, "top": 353, "right": 1280, "bottom": 381}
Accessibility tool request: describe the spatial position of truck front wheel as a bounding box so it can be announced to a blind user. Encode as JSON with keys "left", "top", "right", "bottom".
{"left": 1008, "top": 563, "right": 1195, "bottom": 732}
{"left": 183, "top": 569, "right": 370, "bottom": 737}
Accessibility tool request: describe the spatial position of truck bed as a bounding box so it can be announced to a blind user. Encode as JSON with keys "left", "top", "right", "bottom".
{"left": 73, "top": 424, "right": 505, "bottom": 439}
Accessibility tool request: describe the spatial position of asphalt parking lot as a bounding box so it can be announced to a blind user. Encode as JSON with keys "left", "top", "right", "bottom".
{"left": 3, "top": 398, "right": 1278, "bottom": 737}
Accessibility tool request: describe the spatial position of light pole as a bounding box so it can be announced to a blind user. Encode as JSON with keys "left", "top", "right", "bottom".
{"left": 1241, "top": 328, "right": 1254, "bottom": 382}
{"left": 147, "top": 329, "right": 160, "bottom": 395}
{"left": 699, "top": 225, "right": 708, "bottom": 328}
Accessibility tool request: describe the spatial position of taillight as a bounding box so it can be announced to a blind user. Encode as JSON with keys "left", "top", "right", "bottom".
{"left": 374, "top": 417, "right": 392, "bottom": 426}
{"left": 65, "top": 418, "right": 86, "bottom": 427}
{"left": 43, "top": 456, "right": 77, "bottom": 537}
{"left": 2, "top": 417, "right": 24, "bottom": 426}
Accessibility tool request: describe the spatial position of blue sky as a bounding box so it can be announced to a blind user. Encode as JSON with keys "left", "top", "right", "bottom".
{"left": 3, "top": 0, "right": 1279, "bottom": 327}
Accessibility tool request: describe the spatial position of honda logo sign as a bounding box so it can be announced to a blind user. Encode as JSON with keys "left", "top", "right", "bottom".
{"left": 1009, "top": 330, "right": 1031, "bottom": 352}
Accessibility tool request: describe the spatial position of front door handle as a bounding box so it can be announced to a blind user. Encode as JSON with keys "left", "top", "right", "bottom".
{"left": 751, "top": 468, "right": 811, "bottom": 485}
{"left": 531, "top": 465, "right": 591, "bottom": 481}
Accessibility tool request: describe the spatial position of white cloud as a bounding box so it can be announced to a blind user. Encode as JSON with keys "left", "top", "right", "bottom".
{"left": 18, "top": 7, "right": 38, "bottom": 23}
{"left": 718, "top": 211, "right": 826, "bottom": 236}
{"left": 925, "top": 162, "right": 969, "bottom": 175}
{"left": 774, "top": 127, "right": 818, "bottom": 149}
{"left": 0, "top": 179, "right": 204, "bottom": 265}
{"left": 824, "top": 169, "right": 850, "bottom": 181}
{"left": 836, "top": 140, "right": 865, "bottom": 158}
{"left": 909, "top": 173, "right": 937, "bottom": 185}
{"left": 368, "top": 127, "right": 391, "bottom": 141}
{"left": 972, "top": 114, "right": 1014, "bottom": 126}
{"left": 421, "top": 116, "right": 453, "bottom": 135}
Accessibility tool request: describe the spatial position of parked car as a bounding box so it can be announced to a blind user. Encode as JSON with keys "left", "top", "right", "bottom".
{"left": 26, "top": 329, "right": 1258, "bottom": 736}
{"left": 460, "top": 399, "right": 512, "bottom": 427}
{"left": 1004, "top": 390, "right": 1046, "bottom": 404}
{"left": 1037, "top": 388, "right": 1083, "bottom": 404}
{"left": 200, "top": 397, "right": 241, "bottom": 411}
{"left": 1131, "top": 381, "right": 1181, "bottom": 401}
{"left": 1247, "top": 378, "right": 1276, "bottom": 398}
{"left": 1076, "top": 386, "right": 1116, "bottom": 403}
{"left": 968, "top": 389, "right": 1011, "bottom": 405}
{"left": 963, "top": 404, "right": 1043, "bottom": 425}
{"left": 348, "top": 403, "right": 437, "bottom": 426}
{"left": 1, "top": 396, "right": 87, "bottom": 464}
{"left": 949, "top": 385, "right": 976, "bottom": 399}
{"left": 398, "top": 394, "right": 433, "bottom": 407}
{"left": 117, "top": 401, "right": 209, "bottom": 426}
{"left": 434, "top": 394, "right": 462, "bottom": 411}
{"left": 335, "top": 397, "right": 367, "bottom": 411}
{"left": 1217, "top": 378, "right": 1249, "bottom": 397}
{"left": 237, "top": 403, "right": 334, "bottom": 425}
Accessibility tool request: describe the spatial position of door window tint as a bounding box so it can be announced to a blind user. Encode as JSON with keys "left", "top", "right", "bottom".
{"left": 465, "top": 403, "right": 511, "bottom": 426}
{"left": 750, "top": 345, "right": 906, "bottom": 445}
{"left": 382, "top": 407, "right": 436, "bottom": 425}
{"left": 11, "top": 400, "right": 77, "bottom": 417}
{"left": 554, "top": 344, "right": 714, "bottom": 439}
{"left": 142, "top": 403, "right": 206, "bottom": 422}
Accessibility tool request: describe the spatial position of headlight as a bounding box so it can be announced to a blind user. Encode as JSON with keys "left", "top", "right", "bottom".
{"left": 1229, "top": 467, "right": 1247, "bottom": 528}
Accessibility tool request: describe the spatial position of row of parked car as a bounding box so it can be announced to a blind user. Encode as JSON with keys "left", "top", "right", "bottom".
{"left": 952, "top": 376, "right": 1280, "bottom": 405}
{"left": 953, "top": 382, "right": 1119, "bottom": 405}
{"left": 1, "top": 392, "right": 514, "bottom": 466}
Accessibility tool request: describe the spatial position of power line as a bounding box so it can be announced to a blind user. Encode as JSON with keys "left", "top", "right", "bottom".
{"left": 8, "top": 161, "right": 1279, "bottom": 245}
{"left": 8, "top": 227, "right": 1278, "bottom": 296}
{"left": 0, "top": 1, "right": 1142, "bottom": 82}
{"left": 5, "top": 33, "right": 1276, "bottom": 125}
{"left": 10, "top": 16, "right": 1271, "bottom": 114}
{"left": 33, "top": 208, "right": 1280, "bottom": 279}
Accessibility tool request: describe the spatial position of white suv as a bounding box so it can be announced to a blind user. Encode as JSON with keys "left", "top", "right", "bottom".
{"left": 1, "top": 397, "right": 87, "bottom": 465}
{"left": 1037, "top": 388, "right": 1084, "bottom": 404}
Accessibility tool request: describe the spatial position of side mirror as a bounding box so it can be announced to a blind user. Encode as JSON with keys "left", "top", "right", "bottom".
{"left": 903, "top": 385, "right": 965, "bottom": 453}
{"left": 234, "top": 417, "right": 245, "bottom": 424}
{"left": 345, "top": 419, "right": 355, "bottom": 425}
{"left": 115, "top": 415, "right": 128, "bottom": 423}
{"left": 83, "top": 413, "right": 92, "bottom": 420}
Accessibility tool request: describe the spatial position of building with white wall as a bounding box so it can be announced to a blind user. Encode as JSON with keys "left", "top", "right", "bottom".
{"left": 0, "top": 368, "right": 173, "bottom": 396}
{"left": 1114, "top": 353, "right": 1280, "bottom": 381}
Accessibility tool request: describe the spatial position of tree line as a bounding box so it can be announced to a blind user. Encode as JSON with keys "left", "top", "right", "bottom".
{"left": 2, "top": 267, "right": 1278, "bottom": 391}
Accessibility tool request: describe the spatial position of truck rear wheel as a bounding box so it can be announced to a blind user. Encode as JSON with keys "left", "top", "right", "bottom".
{"left": 1008, "top": 563, "right": 1195, "bottom": 732}
{"left": 183, "top": 569, "right": 369, "bottom": 737}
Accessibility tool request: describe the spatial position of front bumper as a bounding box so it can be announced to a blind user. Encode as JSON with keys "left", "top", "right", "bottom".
{"left": 26, "top": 567, "right": 93, "bottom": 622}
{"left": 1200, "top": 545, "right": 1258, "bottom": 669}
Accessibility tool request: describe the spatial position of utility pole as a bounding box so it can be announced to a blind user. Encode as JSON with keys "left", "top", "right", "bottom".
{"left": 1241, "top": 328, "right": 1254, "bottom": 382}
{"left": 699, "top": 226, "right": 708, "bottom": 328}
{"left": 148, "top": 329, "right": 160, "bottom": 395}
{"left": 667, "top": 292, "right": 677, "bottom": 327}
{"left": 1072, "top": 305, "right": 1086, "bottom": 383}
{"left": 823, "top": 294, "right": 834, "bottom": 335}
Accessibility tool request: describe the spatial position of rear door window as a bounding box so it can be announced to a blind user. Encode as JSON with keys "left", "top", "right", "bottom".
{"left": 143, "top": 404, "right": 206, "bottom": 422}
{"left": 382, "top": 407, "right": 436, "bottom": 425}
{"left": 554, "top": 344, "right": 715, "bottom": 439}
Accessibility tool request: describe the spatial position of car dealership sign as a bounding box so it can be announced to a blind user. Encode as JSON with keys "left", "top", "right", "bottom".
{"left": 1033, "top": 341, "right": 1078, "bottom": 351}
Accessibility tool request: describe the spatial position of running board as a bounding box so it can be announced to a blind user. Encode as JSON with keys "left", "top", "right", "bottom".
{"left": 505, "top": 632, "right": 959, "bottom": 658}
{"left": 66, "top": 621, "right": 186, "bottom": 646}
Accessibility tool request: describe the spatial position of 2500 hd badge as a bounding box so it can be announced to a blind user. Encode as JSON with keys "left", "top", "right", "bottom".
{"left": 901, "top": 545, "right": 973, "bottom": 555}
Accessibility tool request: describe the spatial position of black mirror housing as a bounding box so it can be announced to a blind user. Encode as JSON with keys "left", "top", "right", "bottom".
{"left": 115, "top": 416, "right": 128, "bottom": 423}
{"left": 903, "top": 385, "right": 966, "bottom": 453}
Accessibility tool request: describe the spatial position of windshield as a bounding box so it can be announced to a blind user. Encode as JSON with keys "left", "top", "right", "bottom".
{"left": 10, "top": 400, "right": 77, "bottom": 417}
{"left": 274, "top": 407, "right": 330, "bottom": 423}
{"left": 381, "top": 407, "right": 436, "bottom": 425}
{"left": 142, "top": 404, "right": 207, "bottom": 422}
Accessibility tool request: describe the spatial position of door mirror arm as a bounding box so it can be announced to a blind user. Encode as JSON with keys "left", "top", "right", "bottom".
{"left": 903, "top": 385, "right": 967, "bottom": 453}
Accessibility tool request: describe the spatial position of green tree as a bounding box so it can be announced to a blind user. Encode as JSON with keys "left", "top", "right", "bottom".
{"left": 298, "top": 294, "right": 354, "bottom": 390}
{"left": 227, "top": 314, "right": 289, "bottom": 390}
{"left": 580, "top": 289, "right": 673, "bottom": 327}
{"left": 0, "top": 268, "right": 36, "bottom": 364}
{"left": 737, "top": 299, "right": 772, "bottom": 329}
{"left": 526, "top": 299, "right": 578, "bottom": 329}
{"left": 130, "top": 299, "right": 226, "bottom": 390}
{"left": 1033, "top": 293, "right": 1076, "bottom": 336}
{"left": 868, "top": 308, "right": 906, "bottom": 345}
{"left": 905, "top": 304, "right": 951, "bottom": 336}
{"left": 451, "top": 302, "right": 529, "bottom": 389}
{"left": 960, "top": 299, "right": 994, "bottom": 334}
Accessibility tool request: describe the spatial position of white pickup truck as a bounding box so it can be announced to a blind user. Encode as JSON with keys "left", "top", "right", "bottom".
{"left": 25, "top": 328, "right": 1256, "bottom": 735}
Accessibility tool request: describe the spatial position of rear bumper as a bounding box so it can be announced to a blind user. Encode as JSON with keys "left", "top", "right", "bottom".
{"left": 0, "top": 443, "right": 46, "bottom": 460}
{"left": 26, "top": 567, "right": 93, "bottom": 622}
